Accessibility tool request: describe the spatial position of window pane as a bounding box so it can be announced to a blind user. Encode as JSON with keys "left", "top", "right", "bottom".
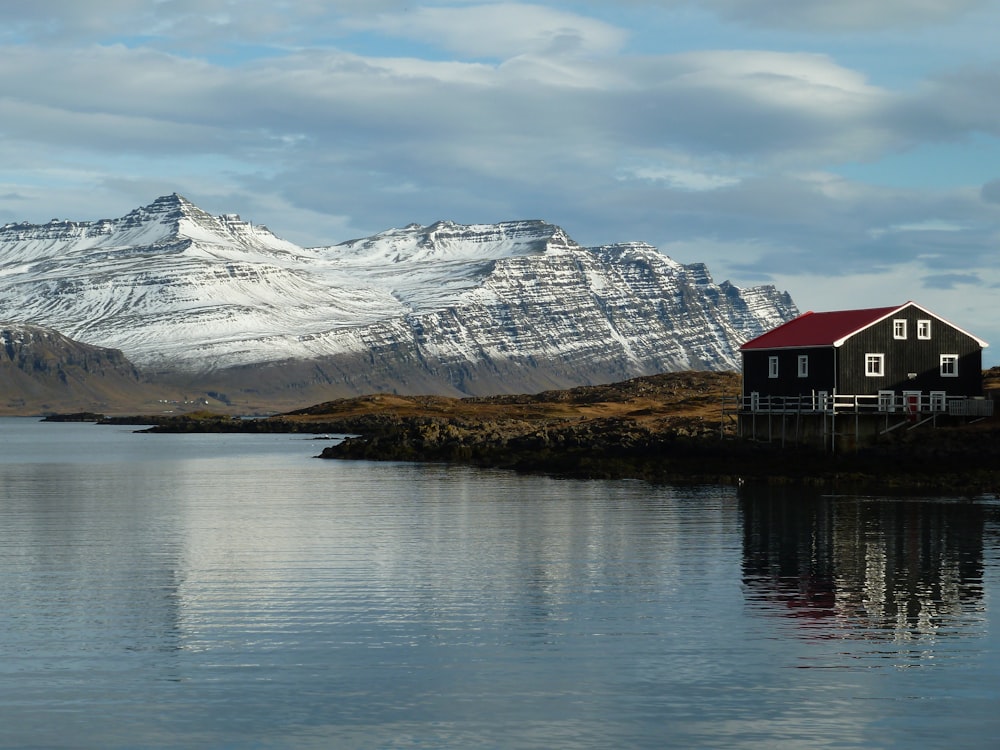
{"left": 866, "top": 353, "right": 884, "bottom": 376}
{"left": 940, "top": 354, "right": 958, "bottom": 377}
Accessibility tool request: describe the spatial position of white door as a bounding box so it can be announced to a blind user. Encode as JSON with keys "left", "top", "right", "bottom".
{"left": 878, "top": 390, "right": 895, "bottom": 412}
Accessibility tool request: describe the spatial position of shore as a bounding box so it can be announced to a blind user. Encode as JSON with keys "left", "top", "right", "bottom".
{"left": 316, "top": 412, "right": 1000, "bottom": 495}
{"left": 91, "top": 370, "right": 1000, "bottom": 495}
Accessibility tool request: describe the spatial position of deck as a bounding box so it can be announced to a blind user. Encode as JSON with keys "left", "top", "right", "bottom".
{"left": 728, "top": 392, "right": 994, "bottom": 451}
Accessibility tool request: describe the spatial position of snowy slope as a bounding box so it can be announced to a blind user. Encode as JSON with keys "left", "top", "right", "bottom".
{"left": 0, "top": 195, "right": 797, "bottom": 389}
{"left": 319, "top": 220, "right": 578, "bottom": 312}
{"left": 0, "top": 195, "right": 405, "bottom": 367}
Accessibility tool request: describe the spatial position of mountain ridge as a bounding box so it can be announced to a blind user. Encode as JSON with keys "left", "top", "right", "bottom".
{"left": 0, "top": 195, "right": 798, "bottom": 406}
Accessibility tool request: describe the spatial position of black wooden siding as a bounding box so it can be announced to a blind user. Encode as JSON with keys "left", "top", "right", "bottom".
{"left": 742, "top": 346, "right": 836, "bottom": 396}
{"left": 837, "top": 308, "right": 982, "bottom": 396}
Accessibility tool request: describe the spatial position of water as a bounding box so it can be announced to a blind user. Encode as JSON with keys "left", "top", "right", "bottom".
{"left": 1, "top": 418, "right": 998, "bottom": 749}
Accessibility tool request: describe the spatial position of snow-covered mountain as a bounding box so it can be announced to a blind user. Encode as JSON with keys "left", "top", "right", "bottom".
{"left": 0, "top": 194, "right": 798, "bottom": 397}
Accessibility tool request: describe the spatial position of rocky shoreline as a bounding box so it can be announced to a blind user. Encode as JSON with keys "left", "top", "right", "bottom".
{"left": 78, "top": 370, "right": 1000, "bottom": 495}
{"left": 317, "top": 412, "right": 1000, "bottom": 495}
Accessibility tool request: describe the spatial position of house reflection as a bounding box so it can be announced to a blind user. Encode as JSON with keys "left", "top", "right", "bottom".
{"left": 739, "top": 486, "right": 987, "bottom": 641}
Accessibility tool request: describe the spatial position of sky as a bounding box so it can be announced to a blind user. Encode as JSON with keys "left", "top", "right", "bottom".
{"left": 2, "top": 0, "right": 999, "bottom": 364}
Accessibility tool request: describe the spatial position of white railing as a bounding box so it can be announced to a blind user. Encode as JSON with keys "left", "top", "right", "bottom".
{"left": 947, "top": 399, "right": 995, "bottom": 417}
{"left": 739, "top": 393, "right": 993, "bottom": 417}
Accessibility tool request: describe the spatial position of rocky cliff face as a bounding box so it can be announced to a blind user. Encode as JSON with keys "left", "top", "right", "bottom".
{"left": 0, "top": 195, "right": 798, "bottom": 400}
{"left": 0, "top": 323, "right": 164, "bottom": 414}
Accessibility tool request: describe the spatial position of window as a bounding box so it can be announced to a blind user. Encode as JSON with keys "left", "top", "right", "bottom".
{"left": 940, "top": 354, "right": 958, "bottom": 377}
{"left": 930, "top": 391, "right": 946, "bottom": 411}
{"left": 893, "top": 319, "right": 907, "bottom": 339}
{"left": 865, "top": 353, "right": 884, "bottom": 377}
{"left": 797, "top": 355, "right": 808, "bottom": 378}
{"left": 878, "top": 390, "right": 895, "bottom": 412}
{"left": 917, "top": 320, "right": 931, "bottom": 339}
{"left": 768, "top": 356, "right": 779, "bottom": 379}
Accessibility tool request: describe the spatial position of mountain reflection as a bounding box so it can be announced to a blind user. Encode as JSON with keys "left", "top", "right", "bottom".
{"left": 740, "top": 487, "right": 987, "bottom": 642}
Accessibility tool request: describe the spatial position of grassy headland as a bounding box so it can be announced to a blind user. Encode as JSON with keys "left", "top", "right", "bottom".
{"left": 120, "top": 369, "right": 1000, "bottom": 494}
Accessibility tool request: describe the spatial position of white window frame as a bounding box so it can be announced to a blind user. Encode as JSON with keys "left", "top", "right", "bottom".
{"left": 930, "top": 391, "right": 946, "bottom": 411}
{"left": 893, "top": 319, "right": 907, "bottom": 339}
{"left": 940, "top": 354, "right": 958, "bottom": 377}
{"left": 797, "top": 355, "right": 808, "bottom": 378}
{"left": 815, "top": 390, "right": 829, "bottom": 412}
{"left": 768, "top": 356, "right": 779, "bottom": 379}
{"left": 865, "top": 353, "right": 885, "bottom": 377}
{"left": 878, "top": 390, "right": 895, "bottom": 412}
{"left": 917, "top": 320, "right": 931, "bottom": 340}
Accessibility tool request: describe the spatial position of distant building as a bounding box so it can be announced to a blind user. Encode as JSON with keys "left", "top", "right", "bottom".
{"left": 737, "top": 302, "right": 990, "bottom": 447}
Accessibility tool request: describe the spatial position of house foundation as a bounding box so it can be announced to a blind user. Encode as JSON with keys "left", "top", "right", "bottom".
{"left": 737, "top": 397, "right": 993, "bottom": 452}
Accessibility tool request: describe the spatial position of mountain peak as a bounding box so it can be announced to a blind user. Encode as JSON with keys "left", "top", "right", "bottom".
{"left": 107, "top": 194, "right": 199, "bottom": 237}
{"left": 150, "top": 192, "right": 194, "bottom": 209}
{"left": 127, "top": 192, "right": 207, "bottom": 224}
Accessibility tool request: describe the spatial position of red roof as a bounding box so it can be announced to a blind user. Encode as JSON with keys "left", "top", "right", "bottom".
{"left": 740, "top": 301, "right": 988, "bottom": 351}
{"left": 740, "top": 305, "right": 901, "bottom": 350}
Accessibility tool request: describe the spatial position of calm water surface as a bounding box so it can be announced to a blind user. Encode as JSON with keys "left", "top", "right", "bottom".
{"left": 0, "top": 418, "right": 998, "bottom": 749}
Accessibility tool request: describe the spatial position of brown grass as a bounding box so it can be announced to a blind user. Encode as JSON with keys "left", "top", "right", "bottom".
{"left": 282, "top": 370, "right": 742, "bottom": 427}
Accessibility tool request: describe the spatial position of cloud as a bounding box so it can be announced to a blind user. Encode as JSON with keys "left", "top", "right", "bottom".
{"left": 603, "top": 0, "right": 988, "bottom": 32}
{"left": 888, "top": 66, "right": 1000, "bottom": 143}
{"left": 0, "top": 35, "right": 993, "bottom": 262}
{"left": 0, "top": 0, "right": 395, "bottom": 50}
{"left": 632, "top": 170, "right": 1000, "bottom": 283}
{"left": 622, "top": 50, "right": 892, "bottom": 161}
{"left": 4, "top": 1, "right": 990, "bottom": 48}
{"left": 869, "top": 219, "right": 967, "bottom": 237}
{"left": 982, "top": 180, "right": 1000, "bottom": 203}
{"left": 0, "top": 40, "right": 897, "bottom": 174}
{"left": 346, "top": 3, "right": 628, "bottom": 59}
{"left": 921, "top": 271, "right": 985, "bottom": 289}
{"left": 621, "top": 165, "right": 741, "bottom": 191}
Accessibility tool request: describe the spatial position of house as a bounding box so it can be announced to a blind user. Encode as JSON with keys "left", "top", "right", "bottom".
{"left": 739, "top": 301, "right": 989, "bottom": 422}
